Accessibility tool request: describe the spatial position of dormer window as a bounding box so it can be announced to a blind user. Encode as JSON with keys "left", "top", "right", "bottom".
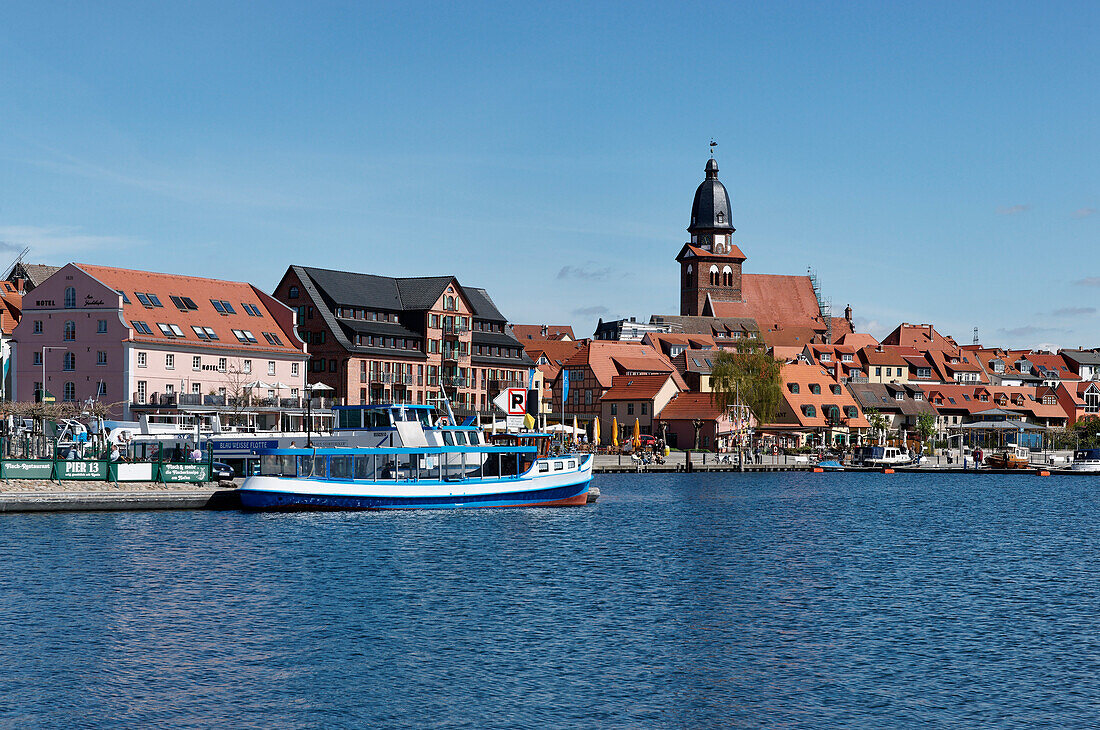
{"left": 716, "top": 212, "right": 724, "bottom": 224}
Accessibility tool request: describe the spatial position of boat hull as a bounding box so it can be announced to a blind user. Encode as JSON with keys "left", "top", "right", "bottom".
{"left": 238, "top": 454, "right": 594, "bottom": 511}
{"left": 239, "top": 480, "right": 591, "bottom": 510}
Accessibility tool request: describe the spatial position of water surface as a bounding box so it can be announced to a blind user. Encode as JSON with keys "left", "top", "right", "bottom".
{"left": 3, "top": 472, "right": 1100, "bottom": 728}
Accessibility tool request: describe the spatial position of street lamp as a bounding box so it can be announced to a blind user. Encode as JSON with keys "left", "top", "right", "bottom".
{"left": 41, "top": 346, "right": 67, "bottom": 402}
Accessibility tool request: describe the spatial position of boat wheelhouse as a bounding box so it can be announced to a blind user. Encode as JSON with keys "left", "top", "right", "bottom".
{"left": 1071, "top": 448, "right": 1100, "bottom": 472}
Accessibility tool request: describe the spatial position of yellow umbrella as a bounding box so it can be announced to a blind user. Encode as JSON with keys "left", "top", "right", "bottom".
{"left": 612, "top": 417, "right": 619, "bottom": 448}
{"left": 633, "top": 418, "right": 640, "bottom": 448}
{"left": 593, "top": 416, "right": 601, "bottom": 447}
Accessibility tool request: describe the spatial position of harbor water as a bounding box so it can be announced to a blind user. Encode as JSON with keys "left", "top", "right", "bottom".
{"left": 3, "top": 472, "right": 1100, "bottom": 728}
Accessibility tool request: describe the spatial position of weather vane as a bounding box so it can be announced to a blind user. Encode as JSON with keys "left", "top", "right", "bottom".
{"left": 709, "top": 139, "right": 718, "bottom": 157}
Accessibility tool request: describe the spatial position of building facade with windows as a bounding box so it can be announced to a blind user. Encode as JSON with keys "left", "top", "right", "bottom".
{"left": 273, "top": 266, "right": 532, "bottom": 413}
{"left": 12, "top": 264, "right": 308, "bottom": 418}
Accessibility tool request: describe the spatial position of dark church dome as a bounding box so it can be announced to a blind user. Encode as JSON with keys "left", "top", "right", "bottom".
{"left": 688, "top": 158, "right": 734, "bottom": 234}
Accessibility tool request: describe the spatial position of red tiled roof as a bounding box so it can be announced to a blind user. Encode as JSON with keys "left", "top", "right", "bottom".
{"left": 657, "top": 392, "right": 727, "bottom": 420}
{"left": 881, "top": 323, "right": 958, "bottom": 353}
{"left": 0, "top": 285, "right": 21, "bottom": 335}
{"left": 562, "top": 341, "right": 688, "bottom": 390}
{"left": 709, "top": 274, "right": 825, "bottom": 331}
{"left": 775, "top": 362, "right": 870, "bottom": 428}
{"left": 835, "top": 332, "right": 879, "bottom": 348}
{"left": 678, "top": 243, "right": 747, "bottom": 260}
{"left": 600, "top": 374, "right": 673, "bottom": 400}
{"left": 512, "top": 324, "right": 576, "bottom": 341}
{"left": 761, "top": 326, "right": 822, "bottom": 348}
{"left": 75, "top": 263, "right": 304, "bottom": 355}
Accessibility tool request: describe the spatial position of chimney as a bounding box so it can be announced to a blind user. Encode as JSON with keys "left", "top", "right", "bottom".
{"left": 540, "top": 324, "right": 548, "bottom": 336}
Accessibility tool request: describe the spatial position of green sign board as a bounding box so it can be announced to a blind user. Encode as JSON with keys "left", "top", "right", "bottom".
{"left": 58, "top": 460, "right": 107, "bottom": 480}
{"left": 160, "top": 463, "right": 210, "bottom": 483}
{"left": 1, "top": 460, "right": 55, "bottom": 479}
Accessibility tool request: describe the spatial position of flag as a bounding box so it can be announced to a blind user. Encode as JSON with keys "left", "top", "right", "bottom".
{"left": 562, "top": 370, "right": 570, "bottom": 404}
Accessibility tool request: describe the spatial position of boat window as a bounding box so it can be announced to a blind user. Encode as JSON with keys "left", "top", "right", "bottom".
{"left": 568, "top": 460, "right": 576, "bottom": 469}
{"left": 330, "top": 456, "right": 353, "bottom": 479}
{"left": 468, "top": 431, "right": 481, "bottom": 445}
{"left": 417, "top": 409, "right": 433, "bottom": 428}
{"left": 554, "top": 461, "right": 563, "bottom": 471}
{"left": 538, "top": 462, "right": 549, "bottom": 473}
{"left": 354, "top": 456, "right": 373, "bottom": 479}
{"left": 454, "top": 431, "right": 467, "bottom": 445}
{"left": 312, "top": 456, "right": 327, "bottom": 477}
{"left": 338, "top": 410, "right": 362, "bottom": 429}
{"left": 365, "top": 410, "right": 390, "bottom": 428}
{"left": 442, "top": 431, "right": 454, "bottom": 446}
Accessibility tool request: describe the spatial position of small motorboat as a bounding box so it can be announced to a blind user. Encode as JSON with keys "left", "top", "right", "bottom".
{"left": 984, "top": 445, "right": 1031, "bottom": 469}
{"left": 1071, "top": 448, "right": 1100, "bottom": 472}
{"left": 816, "top": 459, "right": 844, "bottom": 471}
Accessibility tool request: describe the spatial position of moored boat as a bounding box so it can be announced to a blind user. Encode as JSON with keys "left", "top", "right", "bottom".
{"left": 238, "top": 442, "right": 593, "bottom": 510}
{"left": 1071, "top": 448, "right": 1100, "bottom": 472}
{"left": 984, "top": 445, "right": 1031, "bottom": 469}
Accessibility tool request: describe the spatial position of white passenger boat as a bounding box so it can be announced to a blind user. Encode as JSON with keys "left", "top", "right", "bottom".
{"left": 237, "top": 401, "right": 593, "bottom": 510}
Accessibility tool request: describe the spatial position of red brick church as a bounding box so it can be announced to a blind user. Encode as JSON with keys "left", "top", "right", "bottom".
{"left": 673, "top": 157, "right": 853, "bottom": 345}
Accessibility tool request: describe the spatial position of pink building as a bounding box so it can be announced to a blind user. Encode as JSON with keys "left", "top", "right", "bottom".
{"left": 13, "top": 264, "right": 309, "bottom": 420}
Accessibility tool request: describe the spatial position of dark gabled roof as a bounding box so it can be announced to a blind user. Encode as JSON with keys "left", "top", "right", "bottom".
{"left": 396, "top": 276, "right": 456, "bottom": 310}
{"left": 300, "top": 266, "right": 405, "bottom": 310}
{"left": 465, "top": 287, "right": 506, "bottom": 321}
{"left": 846, "top": 382, "right": 936, "bottom": 417}
{"left": 473, "top": 330, "right": 525, "bottom": 347}
{"left": 297, "top": 266, "right": 507, "bottom": 320}
{"left": 338, "top": 318, "right": 423, "bottom": 340}
{"left": 1062, "top": 349, "right": 1100, "bottom": 366}
{"left": 8, "top": 262, "right": 62, "bottom": 288}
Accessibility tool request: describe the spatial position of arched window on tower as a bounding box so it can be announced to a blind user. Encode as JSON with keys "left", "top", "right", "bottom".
{"left": 685, "top": 264, "right": 693, "bottom": 288}
{"left": 716, "top": 212, "right": 724, "bottom": 224}
{"left": 722, "top": 265, "right": 733, "bottom": 287}
{"left": 709, "top": 265, "right": 719, "bottom": 287}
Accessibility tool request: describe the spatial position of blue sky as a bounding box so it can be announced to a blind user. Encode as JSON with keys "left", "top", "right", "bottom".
{"left": 2, "top": 2, "right": 1097, "bottom": 349}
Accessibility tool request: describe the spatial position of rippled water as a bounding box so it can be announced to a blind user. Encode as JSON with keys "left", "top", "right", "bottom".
{"left": 3, "top": 472, "right": 1100, "bottom": 728}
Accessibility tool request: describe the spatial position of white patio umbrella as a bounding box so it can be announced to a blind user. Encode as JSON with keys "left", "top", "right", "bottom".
{"left": 268, "top": 382, "right": 291, "bottom": 389}
{"left": 305, "top": 382, "right": 335, "bottom": 391}
{"left": 243, "top": 380, "right": 272, "bottom": 389}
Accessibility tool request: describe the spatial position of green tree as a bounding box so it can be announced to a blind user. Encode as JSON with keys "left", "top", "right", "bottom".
{"left": 1075, "top": 415, "right": 1100, "bottom": 448}
{"left": 709, "top": 340, "right": 783, "bottom": 428}
{"left": 865, "top": 407, "right": 889, "bottom": 445}
{"left": 915, "top": 412, "right": 937, "bottom": 453}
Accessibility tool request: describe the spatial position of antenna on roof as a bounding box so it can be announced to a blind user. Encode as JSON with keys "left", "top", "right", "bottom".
{"left": 709, "top": 139, "right": 717, "bottom": 157}
{"left": 1, "top": 246, "right": 30, "bottom": 281}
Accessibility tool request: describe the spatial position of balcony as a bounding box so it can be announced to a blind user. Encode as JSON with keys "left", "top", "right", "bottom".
{"left": 441, "top": 322, "right": 469, "bottom": 338}
{"left": 441, "top": 348, "right": 461, "bottom": 362}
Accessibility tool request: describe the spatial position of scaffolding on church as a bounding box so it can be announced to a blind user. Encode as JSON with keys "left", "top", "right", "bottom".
{"left": 808, "top": 267, "right": 833, "bottom": 343}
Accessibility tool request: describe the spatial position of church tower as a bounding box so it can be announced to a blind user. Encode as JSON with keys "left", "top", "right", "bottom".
{"left": 676, "top": 157, "right": 746, "bottom": 316}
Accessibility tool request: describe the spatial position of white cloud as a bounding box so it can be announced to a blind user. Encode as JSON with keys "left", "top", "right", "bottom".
{"left": 0, "top": 225, "right": 139, "bottom": 261}
{"left": 1073, "top": 207, "right": 1096, "bottom": 219}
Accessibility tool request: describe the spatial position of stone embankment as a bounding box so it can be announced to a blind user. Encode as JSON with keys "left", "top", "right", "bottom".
{"left": 0, "top": 480, "right": 240, "bottom": 512}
